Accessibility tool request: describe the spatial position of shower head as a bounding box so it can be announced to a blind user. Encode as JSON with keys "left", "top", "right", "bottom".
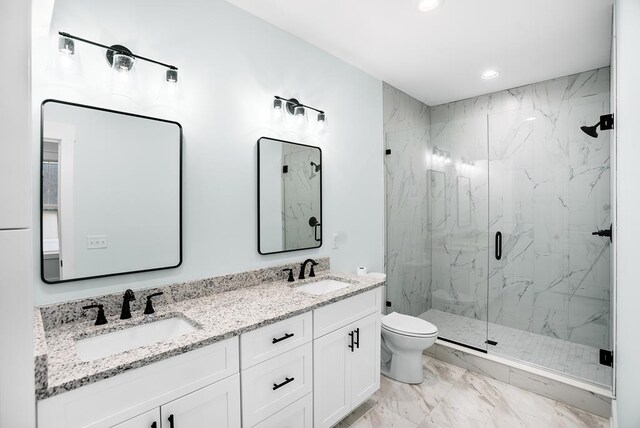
{"left": 581, "top": 122, "right": 600, "bottom": 138}
{"left": 310, "top": 161, "right": 321, "bottom": 172}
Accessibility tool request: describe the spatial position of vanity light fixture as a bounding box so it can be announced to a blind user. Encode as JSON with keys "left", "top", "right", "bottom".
{"left": 481, "top": 69, "right": 500, "bottom": 80}
{"left": 57, "top": 32, "right": 179, "bottom": 82}
{"left": 273, "top": 95, "right": 327, "bottom": 129}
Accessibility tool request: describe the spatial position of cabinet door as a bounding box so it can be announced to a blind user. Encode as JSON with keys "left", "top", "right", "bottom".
{"left": 350, "top": 312, "right": 381, "bottom": 408}
{"left": 112, "top": 409, "right": 160, "bottom": 428}
{"left": 160, "top": 374, "right": 240, "bottom": 428}
{"left": 313, "top": 324, "right": 352, "bottom": 428}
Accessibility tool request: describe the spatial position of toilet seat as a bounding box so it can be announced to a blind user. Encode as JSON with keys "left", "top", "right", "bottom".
{"left": 382, "top": 312, "right": 438, "bottom": 338}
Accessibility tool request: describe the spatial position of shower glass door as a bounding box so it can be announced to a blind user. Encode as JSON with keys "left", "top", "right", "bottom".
{"left": 385, "top": 116, "right": 490, "bottom": 353}
{"left": 486, "top": 73, "right": 613, "bottom": 388}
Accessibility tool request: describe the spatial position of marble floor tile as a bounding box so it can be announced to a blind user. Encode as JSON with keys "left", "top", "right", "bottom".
{"left": 550, "top": 402, "right": 610, "bottom": 428}
{"left": 338, "top": 362, "right": 609, "bottom": 428}
{"left": 349, "top": 405, "right": 417, "bottom": 428}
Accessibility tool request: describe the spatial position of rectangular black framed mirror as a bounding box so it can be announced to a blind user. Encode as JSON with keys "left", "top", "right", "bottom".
{"left": 257, "top": 137, "right": 322, "bottom": 255}
{"left": 40, "top": 99, "right": 182, "bottom": 283}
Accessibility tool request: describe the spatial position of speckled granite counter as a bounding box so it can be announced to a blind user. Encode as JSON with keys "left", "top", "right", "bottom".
{"left": 34, "top": 261, "right": 384, "bottom": 400}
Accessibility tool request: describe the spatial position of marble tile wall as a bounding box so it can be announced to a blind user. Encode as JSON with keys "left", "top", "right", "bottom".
{"left": 384, "top": 68, "right": 611, "bottom": 350}
{"left": 430, "top": 68, "right": 611, "bottom": 349}
{"left": 383, "top": 83, "right": 433, "bottom": 316}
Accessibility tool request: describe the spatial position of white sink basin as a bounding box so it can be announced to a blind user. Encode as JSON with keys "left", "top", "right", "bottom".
{"left": 293, "top": 279, "right": 352, "bottom": 295}
{"left": 75, "top": 317, "right": 196, "bottom": 362}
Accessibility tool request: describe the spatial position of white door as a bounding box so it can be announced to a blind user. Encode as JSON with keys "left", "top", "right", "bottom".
{"left": 112, "top": 409, "right": 160, "bottom": 428}
{"left": 160, "top": 374, "right": 241, "bottom": 428}
{"left": 349, "top": 312, "right": 381, "bottom": 408}
{"left": 313, "top": 324, "right": 352, "bottom": 428}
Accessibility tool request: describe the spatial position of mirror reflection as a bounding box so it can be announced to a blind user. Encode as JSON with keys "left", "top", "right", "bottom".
{"left": 41, "top": 100, "right": 182, "bottom": 283}
{"left": 258, "top": 137, "right": 322, "bottom": 254}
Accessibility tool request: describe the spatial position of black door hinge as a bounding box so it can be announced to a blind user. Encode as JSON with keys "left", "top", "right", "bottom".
{"left": 385, "top": 149, "right": 391, "bottom": 155}
{"left": 600, "top": 113, "right": 614, "bottom": 131}
{"left": 385, "top": 301, "right": 392, "bottom": 307}
{"left": 282, "top": 165, "right": 289, "bottom": 173}
{"left": 600, "top": 349, "right": 613, "bottom": 367}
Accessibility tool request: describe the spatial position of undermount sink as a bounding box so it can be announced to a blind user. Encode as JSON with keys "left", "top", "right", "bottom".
{"left": 293, "top": 279, "right": 352, "bottom": 295}
{"left": 75, "top": 317, "right": 196, "bottom": 362}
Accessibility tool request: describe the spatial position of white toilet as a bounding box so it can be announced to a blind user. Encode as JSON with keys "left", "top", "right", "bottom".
{"left": 380, "top": 312, "right": 438, "bottom": 384}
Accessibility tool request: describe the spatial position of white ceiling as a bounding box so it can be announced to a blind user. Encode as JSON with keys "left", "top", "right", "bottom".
{"left": 225, "top": 0, "right": 613, "bottom": 106}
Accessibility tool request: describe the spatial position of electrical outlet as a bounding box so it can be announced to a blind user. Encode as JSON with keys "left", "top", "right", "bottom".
{"left": 87, "top": 235, "right": 108, "bottom": 249}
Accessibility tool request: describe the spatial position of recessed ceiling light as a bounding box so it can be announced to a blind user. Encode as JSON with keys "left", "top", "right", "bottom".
{"left": 481, "top": 70, "right": 500, "bottom": 80}
{"left": 526, "top": 117, "right": 537, "bottom": 121}
{"left": 418, "top": 0, "right": 444, "bottom": 12}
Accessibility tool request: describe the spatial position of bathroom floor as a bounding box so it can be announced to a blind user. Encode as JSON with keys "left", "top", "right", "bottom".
{"left": 336, "top": 355, "right": 609, "bottom": 428}
{"left": 421, "top": 310, "right": 612, "bottom": 387}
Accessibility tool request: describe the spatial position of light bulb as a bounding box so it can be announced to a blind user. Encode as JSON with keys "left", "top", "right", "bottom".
{"left": 112, "top": 53, "right": 135, "bottom": 72}
{"left": 418, "top": 0, "right": 443, "bottom": 12}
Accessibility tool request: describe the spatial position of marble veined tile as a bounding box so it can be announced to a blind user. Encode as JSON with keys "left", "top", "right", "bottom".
{"left": 550, "top": 402, "right": 609, "bottom": 428}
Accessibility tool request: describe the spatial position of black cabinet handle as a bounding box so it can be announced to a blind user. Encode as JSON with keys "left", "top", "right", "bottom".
{"left": 354, "top": 328, "right": 360, "bottom": 349}
{"left": 495, "top": 231, "right": 502, "bottom": 260}
{"left": 151, "top": 423, "right": 157, "bottom": 428}
{"left": 272, "top": 333, "right": 295, "bottom": 344}
{"left": 348, "top": 331, "right": 355, "bottom": 352}
{"left": 168, "top": 415, "right": 174, "bottom": 428}
{"left": 273, "top": 377, "right": 294, "bottom": 390}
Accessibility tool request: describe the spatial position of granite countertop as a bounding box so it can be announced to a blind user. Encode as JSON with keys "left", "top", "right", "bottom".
{"left": 34, "top": 270, "right": 384, "bottom": 400}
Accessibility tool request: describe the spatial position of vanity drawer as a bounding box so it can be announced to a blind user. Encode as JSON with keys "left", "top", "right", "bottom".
{"left": 241, "top": 342, "right": 312, "bottom": 427}
{"left": 313, "top": 288, "right": 381, "bottom": 338}
{"left": 252, "top": 393, "right": 312, "bottom": 428}
{"left": 241, "top": 312, "right": 312, "bottom": 369}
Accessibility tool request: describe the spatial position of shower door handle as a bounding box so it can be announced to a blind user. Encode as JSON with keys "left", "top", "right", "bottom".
{"left": 495, "top": 231, "right": 502, "bottom": 260}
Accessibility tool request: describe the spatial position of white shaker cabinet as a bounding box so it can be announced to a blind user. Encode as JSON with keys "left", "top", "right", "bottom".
{"left": 111, "top": 375, "right": 240, "bottom": 428}
{"left": 160, "top": 374, "right": 241, "bottom": 428}
{"left": 313, "top": 289, "right": 382, "bottom": 428}
{"left": 112, "top": 409, "right": 160, "bottom": 428}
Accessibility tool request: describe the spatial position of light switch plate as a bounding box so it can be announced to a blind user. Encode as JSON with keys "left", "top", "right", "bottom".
{"left": 87, "top": 235, "right": 108, "bottom": 249}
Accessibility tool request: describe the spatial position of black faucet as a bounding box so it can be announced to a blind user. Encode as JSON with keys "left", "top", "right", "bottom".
{"left": 120, "top": 289, "right": 136, "bottom": 320}
{"left": 298, "top": 259, "right": 319, "bottom": 280}
{"left": 282, "top": 268, "right": 295, "bottom": 282}
{"left": 144, "top": 292, "right": 164, "bottom": 315}
{"left": 83, "top": 304, "right": 107, "bottom": 326}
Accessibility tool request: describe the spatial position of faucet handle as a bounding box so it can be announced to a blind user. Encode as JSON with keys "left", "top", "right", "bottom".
{"left": 282, "top": 269, "right": 295, "bottom": 282}
{"left": 144, "top": 292, "right": 164, "bottom": 315}
{"left": 82, "top": 304, "right": 108, "bottom": 326}
{"left": 123, "top": 289, "right": 136, "bottom": 301}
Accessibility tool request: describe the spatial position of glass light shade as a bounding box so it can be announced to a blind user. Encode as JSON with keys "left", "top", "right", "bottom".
{"left": 317, "top": 112, "right": 327, "bottom": 131}
{"left": 112, "top": 53, "right": 135, "bottom": 72}
{"left": 273, "top": 99, "right": 283, "bottom": 110}
{"left": 166, "top": 68, "right": 178, "bottom": 83}
{"left": 58, "top": 36, "right": 75, "bottom": 55}
{"left": 294, "top": 106, "right": 305, "bottom": 116}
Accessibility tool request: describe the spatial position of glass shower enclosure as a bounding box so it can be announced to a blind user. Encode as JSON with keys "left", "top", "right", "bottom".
{"left": 384, "top": 68, "right": 612, "bottom": 388}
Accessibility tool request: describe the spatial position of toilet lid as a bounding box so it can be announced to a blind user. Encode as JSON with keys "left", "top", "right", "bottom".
{"left": 382, "top": 312, "right": 438, "bottom": 337}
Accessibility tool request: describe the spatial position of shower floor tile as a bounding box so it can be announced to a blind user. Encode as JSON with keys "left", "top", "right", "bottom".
{"left": 420, "top": 309, "right": 612, "bottom": 387}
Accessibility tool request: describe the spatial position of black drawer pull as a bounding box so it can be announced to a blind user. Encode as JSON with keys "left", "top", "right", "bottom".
{"left": 354, "top": 327, "right": 360, "bottom": 349}
{"left": 168, "top": 415, "right": 174, "bottom": 428}
{"left": 151, "top": 422, "right": 157, "bottom": 428}
{"left": 272, "top": 333, "right": 295, "bottom": 344}
{"left": 273, "top": 377, "right": 295, "bottom": 390}
{"left": 348, "top": 331, "right": 355, "bottom": 352}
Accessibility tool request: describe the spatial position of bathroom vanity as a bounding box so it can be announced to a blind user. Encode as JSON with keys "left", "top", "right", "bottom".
{"left": 34, "top": 265, "right": 383, "bottom": 428}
